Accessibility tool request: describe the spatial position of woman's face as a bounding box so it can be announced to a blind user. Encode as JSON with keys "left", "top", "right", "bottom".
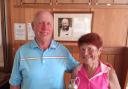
{"left": 79, "top": 44, "right": 101, "bottom": 65}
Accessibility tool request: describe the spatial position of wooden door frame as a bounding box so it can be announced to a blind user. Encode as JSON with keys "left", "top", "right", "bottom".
{"left": 0, "top": 0, "right": 9, "bottom": 73}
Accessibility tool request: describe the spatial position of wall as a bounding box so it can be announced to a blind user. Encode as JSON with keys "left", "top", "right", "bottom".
{"left": 92, "top": 8, "right": 128, "bottom": 47}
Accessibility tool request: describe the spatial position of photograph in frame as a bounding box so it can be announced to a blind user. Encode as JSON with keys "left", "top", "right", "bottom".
{"left": 54, "top": 13, "right": 92, "bottom": 41}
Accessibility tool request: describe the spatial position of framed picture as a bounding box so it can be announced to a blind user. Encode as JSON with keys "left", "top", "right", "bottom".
{"left": 54, "top": 13, "right": 92, "bottom": 41}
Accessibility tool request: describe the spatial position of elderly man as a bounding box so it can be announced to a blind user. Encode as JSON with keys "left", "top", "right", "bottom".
{"left": 9, "top": 11, "right": 78, "bottom": 89}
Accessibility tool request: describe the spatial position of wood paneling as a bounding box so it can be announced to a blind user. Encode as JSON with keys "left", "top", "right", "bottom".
{"left": 96, "top": 0, "right": 128, "bottom": 4}
{"left": 92, "top": 8, "right": 128, "bottom": 47}
{"left": 122, "top": 47, "right": 128, "bottom": 89}
{"left": 115, "top": 0, "right": 128, "bottom": 4}
{"left": 36, "top": 0, "right": 51, "bottom": 3}
{"left": 74, "top": 0, "right": 90, "bottom": 3}
{"left": 56, "top": 0, "right": 73, "bottom": 3}
{"left": 96, "top": 0, "right": 113, "bottom": 4}
{"left": 23, "top": 0, "right": 35, "bottom": 3}
{"left": 56, "top": 0, "right": 90, "bottom": 3}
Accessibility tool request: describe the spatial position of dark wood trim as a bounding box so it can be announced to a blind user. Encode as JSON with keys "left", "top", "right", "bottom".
{"left": 7, "top": 0, "right": 14, "bottom": 72}
{"left": 0, "top": 72, "right": 10, "bottom": 87}
{"left": 122, "top": 47, "right": 128, "bottom": 89}
{"left": 1, "top": 0, "right": 8, "bottom": 72}
{"left": 102, "top": 47, "right": 124, "bottom": 54}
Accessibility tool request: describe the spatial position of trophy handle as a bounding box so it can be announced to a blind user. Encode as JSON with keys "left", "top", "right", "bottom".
{"left": 75, "top": 77, "right": 80, "bottom": 87}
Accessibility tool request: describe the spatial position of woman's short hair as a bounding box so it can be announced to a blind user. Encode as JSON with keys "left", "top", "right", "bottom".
{"left": 78, "top": 33, "right": 103, "bottom": 49}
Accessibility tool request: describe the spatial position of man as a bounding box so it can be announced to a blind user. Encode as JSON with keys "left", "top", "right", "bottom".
{"left": 59, "top": 18, "right": 73, "bottom": 38}
{"left": 9, "top": 11, "right": 78, "bottom": 89}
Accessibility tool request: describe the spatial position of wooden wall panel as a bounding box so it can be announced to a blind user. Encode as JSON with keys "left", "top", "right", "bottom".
{"left": 100, "top": 54, "right": 108, "bottom": 63}
{"left": 74, "top": 0, "right": 90, "bottom": 3}
{"left": 92, "top": 8, "right": 128, "bottom": 47}
{"left": 23, "top": 0, "right": 35, "bottom": 3}
{"left": 64, "top": 73, "right": 71, "bottom": 89}
{"left": 25, "top": 8, "right": 35, "bottom": 23}
{"left": 115, "top": 0, "right": 128, "bottom": 4}
{"left": 114, "top": 55, "right": 122, "bottom": 84}
{"left": 124, "top": 71, "right": 128, "bottom": 89}
{"left": 13, "top": 8, "right": 25, "bottom": 22}
{"left": 107, "top": 55, "right": 115, "bottom": 65}
{"left": 96, "top": 0, "right": 113, "bottom": 4}
{"left": 57, "top": 0, "right": 72, "bottom": 3}
{"left": 122, "top": 48, "right": 128, "bottom": 89}
{"left": 36, "top": 0, "right": 51, "bottom": 3}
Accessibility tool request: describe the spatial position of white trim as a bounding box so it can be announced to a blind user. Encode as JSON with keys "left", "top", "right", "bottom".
{"left": 90, "top": 62, "right": 111, "bottom": 80}
{"left": 20, "top": 56, "right": 67, "bottom": 61}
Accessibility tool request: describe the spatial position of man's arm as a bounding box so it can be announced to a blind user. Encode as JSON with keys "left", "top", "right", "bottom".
{"left": 10, "top": 85, "right": 20, "bottom": 89}
{"left": 109, "top": 68, "right": 121, "bottom": 89}
{"left": 9, "top": 49, "right": 22, "bottom": 89}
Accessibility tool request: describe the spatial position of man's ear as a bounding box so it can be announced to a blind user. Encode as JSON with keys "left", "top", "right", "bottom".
{"left": 31, "top": 22, "right": 35, "bottom": 32}
{"left": 31, "top": 22, "right": 34, "bottom": 28}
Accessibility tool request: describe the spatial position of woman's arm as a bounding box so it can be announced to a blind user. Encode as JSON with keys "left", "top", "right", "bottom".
{"left": 109, "top": 68, "right": 121, "bottom": 89}
{"left": 10, "top": 85, "right": 20, "bottom": 89}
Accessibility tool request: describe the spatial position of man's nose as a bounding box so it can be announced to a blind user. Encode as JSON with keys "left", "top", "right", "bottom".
{"left": 41, "top": 23, "right": 48, "bottom": 30}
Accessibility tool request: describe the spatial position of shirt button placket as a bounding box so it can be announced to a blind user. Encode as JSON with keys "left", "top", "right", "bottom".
{"left": 41, "top": 51, "right": 45, "bottom": 64}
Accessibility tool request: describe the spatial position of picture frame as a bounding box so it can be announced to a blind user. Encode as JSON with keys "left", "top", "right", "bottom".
{"left": 54, "top": 13, "right": 92, "bottom": 41}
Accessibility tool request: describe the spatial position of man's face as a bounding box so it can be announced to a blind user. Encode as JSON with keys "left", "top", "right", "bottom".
{"left": 32, "top": 12, "right": 53, "bottom": 42}
{"left": 61, "top": 19, "right": 69, "bottom": 30}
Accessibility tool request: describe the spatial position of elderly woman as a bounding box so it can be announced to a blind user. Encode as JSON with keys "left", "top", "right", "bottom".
{"left": 69, "top": 33, "right": 121, "bottom": 89}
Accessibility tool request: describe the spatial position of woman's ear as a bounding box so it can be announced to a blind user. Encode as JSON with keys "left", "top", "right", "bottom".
{"left": 99, "top": 47, "right": 103, "bottom": 52}
{"left": 98, "top": 47, "right": 103, "bottom": 55}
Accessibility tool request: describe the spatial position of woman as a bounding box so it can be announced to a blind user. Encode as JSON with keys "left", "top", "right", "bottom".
{"left": 69, "top": 33, "right": 121, "bottom": 89}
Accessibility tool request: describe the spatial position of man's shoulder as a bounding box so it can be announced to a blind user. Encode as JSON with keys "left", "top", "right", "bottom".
{"left": 18, "top": 41, "right": 33, "bottom": 51}
{"left": 52, "top": 40, "right": 68, "bottom": 50}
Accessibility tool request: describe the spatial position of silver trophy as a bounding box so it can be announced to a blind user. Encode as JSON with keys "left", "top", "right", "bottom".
{"left": 68, "top": 77, "right": 80, "bottom": 89}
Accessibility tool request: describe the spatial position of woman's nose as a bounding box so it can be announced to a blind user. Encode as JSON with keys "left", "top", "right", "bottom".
{"left": 84, "top": 49, "right": 89, "bottom": 55}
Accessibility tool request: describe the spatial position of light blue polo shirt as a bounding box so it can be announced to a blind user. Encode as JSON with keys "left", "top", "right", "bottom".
{"left": 9, "top": 40, "right": 79, "bottom": 89}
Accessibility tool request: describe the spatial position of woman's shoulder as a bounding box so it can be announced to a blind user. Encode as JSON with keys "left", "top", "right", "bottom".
{"left": 72, "top": 64, "right": 83, "bottom": 76}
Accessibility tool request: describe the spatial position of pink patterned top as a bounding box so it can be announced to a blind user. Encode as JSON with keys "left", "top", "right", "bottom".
{"left": 74, "top": 62, "right": 111, "bottom": 89}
